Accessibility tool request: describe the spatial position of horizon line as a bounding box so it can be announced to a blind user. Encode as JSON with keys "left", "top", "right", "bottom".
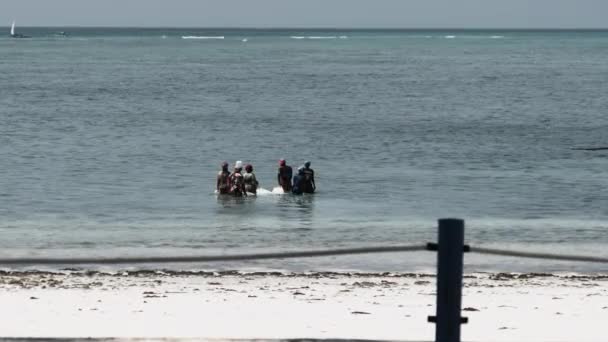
{"left": 6, "top": 25, "right": 608, "bottom": 30}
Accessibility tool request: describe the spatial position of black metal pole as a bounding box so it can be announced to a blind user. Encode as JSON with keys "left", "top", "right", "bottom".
{"left": 435, "top": 218, "right": 465, "bottom": 342}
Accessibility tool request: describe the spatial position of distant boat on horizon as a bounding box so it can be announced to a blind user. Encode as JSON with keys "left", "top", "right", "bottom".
{"left": 52, "top": 31, "right": 69, "bottom": 37}
{"left": 10, "top": 21, "right": 31, "bottom": 38}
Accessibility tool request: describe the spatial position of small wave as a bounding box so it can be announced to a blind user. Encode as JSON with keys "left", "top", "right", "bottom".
{"left": 290, "top": 36, "right": 338, "bottom": 40}
{"left": 490, "top": 35, "right": 504, "bottom": 39}
{"left": 444, "top": 35, "right": 456, "bottom": 39}
{"left": 242, "top": 38, "right": 248, "bottom": 42}
{"left": 182, "top": 36, "right": 225, "bottom": 40}
{"left": 57, "top": 37, "right": 89, "bottom": 41}
{"left": 256, "top": 187, "right": 285, "bottom": 196}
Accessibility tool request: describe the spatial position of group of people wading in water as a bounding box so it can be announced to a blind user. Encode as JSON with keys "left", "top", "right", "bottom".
{"left": 216, "top": 159, "right": 316, "bottom": 197}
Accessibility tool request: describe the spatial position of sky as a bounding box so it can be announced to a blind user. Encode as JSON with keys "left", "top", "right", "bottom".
{"left": 2, "top": 0, "right": 607, "bottom": 28}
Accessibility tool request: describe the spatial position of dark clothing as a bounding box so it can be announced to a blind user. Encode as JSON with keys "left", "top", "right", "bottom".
{"left": 217, "top": 170, "right": 231, "bottom": 194}
{"left": 292, "top": 174, "right": 304, "bottom": 195}
{"left": 277, "top": 165, "right": 293, "bottom": 192}
{"left": 301, "top": 167, "right": 315, "bottom": 193}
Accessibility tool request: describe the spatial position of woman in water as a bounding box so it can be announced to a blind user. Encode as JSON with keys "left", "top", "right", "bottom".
{"left": 243, "top": 164, "right": 259, "bottom": 195}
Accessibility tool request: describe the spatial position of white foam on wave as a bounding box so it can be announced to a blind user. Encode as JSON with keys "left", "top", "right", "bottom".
{"left": 444, "top": 35, "right": 456, "bottom": 39}
{"left": 249, "top": 187, "right": 286, "bottom": 196}
{"left": 182, "top": 36, "right": 225, "bottom": 40}
{"left": 272, "top": 187, "right": 286, "bottom": 194}
{"left": 255, "top": 188, "right": 274, "bottom": 196}
{"left": 309, "top": 36, "right": 337, "bottom": 39}
{"left": 490, "top": 35, "right": 504, "bottom": 39}
{"left": 290, "top": 36, "right": 338, "bottom": 40}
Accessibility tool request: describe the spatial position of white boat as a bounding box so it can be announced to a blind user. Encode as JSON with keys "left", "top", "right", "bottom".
{"left": 10, "top": 21, "right": 30, "bottom": 38}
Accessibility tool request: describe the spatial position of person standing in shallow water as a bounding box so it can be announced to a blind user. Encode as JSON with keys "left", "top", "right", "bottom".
{"left": 216, "top": 162, "right": 231, "bottom": 194}
{"left": 243, "top": 164, "right": 259, "bottom": 195}
{"left": 301, "top": 161, "right": 316, "bottom": 193}
{"left": 292, "top": 167, "right": 305, "bottom": 195}
{"left": 277, "top": 159, "right": 293, "bottom": 193}
{"left": 229, "top": 161, "right": 247, "bottom": 197}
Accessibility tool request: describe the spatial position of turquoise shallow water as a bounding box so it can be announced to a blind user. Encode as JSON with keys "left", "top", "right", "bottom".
{"left": 1, "top": 28, "right": 607, "bottom": 272}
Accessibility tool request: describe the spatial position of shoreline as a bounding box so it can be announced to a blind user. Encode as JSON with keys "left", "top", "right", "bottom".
{"left": 2, "top": 268, "right": 608, "bottom": 278}
{"left": 2, "top": 270, "right": 607, "bottom": 341}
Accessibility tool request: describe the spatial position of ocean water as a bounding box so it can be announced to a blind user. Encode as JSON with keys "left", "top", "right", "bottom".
{"left": 1, "top": 28, "right": 607, "bottom": 272}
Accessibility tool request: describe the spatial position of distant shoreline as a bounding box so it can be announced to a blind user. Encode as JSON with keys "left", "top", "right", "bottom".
{"left": 6, "top": 26, "right": 608, "bottom": 31}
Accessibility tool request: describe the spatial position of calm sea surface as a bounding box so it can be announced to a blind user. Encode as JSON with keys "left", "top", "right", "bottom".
{"left": 1, "top": 28, "right": 607, "bottom": 272}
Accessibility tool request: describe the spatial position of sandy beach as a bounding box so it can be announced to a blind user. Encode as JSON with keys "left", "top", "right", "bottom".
{"left": 1, "top": 270, "right": 606, "bottom": 341}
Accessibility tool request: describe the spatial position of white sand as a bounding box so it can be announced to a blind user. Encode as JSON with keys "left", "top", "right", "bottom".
{"left": 0, "top": 271, "right": 606, "bottom": 341}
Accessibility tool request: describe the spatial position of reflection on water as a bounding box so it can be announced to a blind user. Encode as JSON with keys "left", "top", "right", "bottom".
{"left": 214, "top": 192, "right": 316, "bottom": 229}
{"left": 276, "top": 193, "right": 314, "bottom": 210}
{"left": 275, "top": 194, "right": 315, "bottom": 227}
{"left": 216, "top": 194, "right": 249, "bottom": 208}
